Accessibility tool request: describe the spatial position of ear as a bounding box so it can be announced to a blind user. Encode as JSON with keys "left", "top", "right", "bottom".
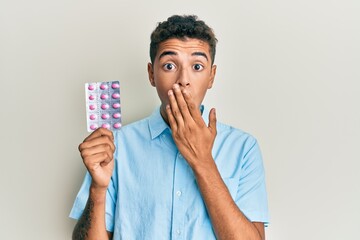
{"left": 147, "top": 63, "right": 156, "bottom": 87}
{"left": 208, "top": 64, "right": 217, "bottom": 89}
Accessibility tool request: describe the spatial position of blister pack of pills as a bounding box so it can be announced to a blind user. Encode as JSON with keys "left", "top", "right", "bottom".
{"left": 85, "top": 81, "right": 122, "bottom": 132}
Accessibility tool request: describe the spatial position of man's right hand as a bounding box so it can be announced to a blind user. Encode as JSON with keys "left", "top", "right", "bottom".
{"left": 78, "top": 128, "right": 115, "bottom": 190}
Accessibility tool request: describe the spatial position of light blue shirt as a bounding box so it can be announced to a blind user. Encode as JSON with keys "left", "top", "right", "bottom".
{"left": 70, "top": 106, "right": 269, "bottom": 239}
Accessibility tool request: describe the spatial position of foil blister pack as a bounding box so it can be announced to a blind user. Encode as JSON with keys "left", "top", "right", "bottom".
{"left": 85, "top": 81, "right": 121, "bottom": 132}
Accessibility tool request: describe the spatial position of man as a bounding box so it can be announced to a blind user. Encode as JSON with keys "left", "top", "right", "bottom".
{"left": 70, "top": 15, "right": 269, "bottom": 240}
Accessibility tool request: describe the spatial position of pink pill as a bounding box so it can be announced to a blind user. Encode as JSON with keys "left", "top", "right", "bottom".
{"left": 88, "top": 84, "right": 95, "bottom": 91}
{"left": 100, "top": 84, "right": 108, "bottom": 90}
{"left": 112, "top": 112, "right": 121, "bottom": 119}
{"left": 89, "top": 104, "right": 96, "bottom": 110}
{"left": 111, "top": 83, "right": 120, "bottom": 89}
{"left": 112, "top": 103, "right": 121, "bottom": 109}
{"left": 101, "top": 103, "right": 109, "bottom": 110}
{"left": 89, "top": 95, "right": 95, "bottom": 100}
{"left": 112, "top": 93, "right": 120, "bottom": 99}
{"left": 90, "top": 124, "right": 98, "bottom": 130}
{"left": 89, "top": 114, "right": 97, "bottom": 120}
{"left": 100, "top": 94, "right": 109, "bottom": 100}
{"left": 101, "top": 113, "right": 110, "bottom": 119}
{"left": 102, "top": 123, "right": 110, "bottom": 129}
{"left": 113, "top": 122, "right": 121, "bottom": 129}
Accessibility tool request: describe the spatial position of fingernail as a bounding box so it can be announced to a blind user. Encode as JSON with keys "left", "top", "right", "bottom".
{"left": 168, "top": 90, "right": 173, "bottom": 96}
{"left": 173, "top": 84, "right": 179, "bottom": 89}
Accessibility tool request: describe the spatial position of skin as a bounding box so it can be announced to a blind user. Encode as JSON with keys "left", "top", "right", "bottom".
{"left": 149, "top": 38, "right": 265, "bottom": 240}
{"left": 73, "top": 128, "right": 114, "bottom": 239}
{"left": 147, "top": 38, "right": 217, "bottom": 124}
{"left": 73, "top": 38, "right": 265, "bottom": 240}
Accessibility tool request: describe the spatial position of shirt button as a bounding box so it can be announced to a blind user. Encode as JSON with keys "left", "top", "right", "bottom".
{"left": 176, "top": 190, "right": 182, "bottom": 197}
{"left": 176, "top": 229, "right": 181, "bottom": 235}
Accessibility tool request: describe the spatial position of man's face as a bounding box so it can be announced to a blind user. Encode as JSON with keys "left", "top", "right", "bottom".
{"left": 148, "top": 38, "right": 217, "bottom": 120}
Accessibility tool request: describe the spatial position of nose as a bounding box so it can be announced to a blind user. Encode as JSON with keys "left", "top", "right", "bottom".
{"left": 176, "top": 68, "right": 190, "bottom": 88}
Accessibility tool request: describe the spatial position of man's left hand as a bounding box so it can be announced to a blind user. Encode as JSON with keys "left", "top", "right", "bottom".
{"left": 166, "top": 84, "right": 217, "bottom": 170}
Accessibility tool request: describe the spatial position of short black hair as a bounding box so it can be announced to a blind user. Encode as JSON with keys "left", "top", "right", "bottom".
{"left": 150, "top": 15, "right": 217, "bottom": 65}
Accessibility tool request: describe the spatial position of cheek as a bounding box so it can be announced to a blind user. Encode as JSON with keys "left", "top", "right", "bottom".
{"left": 155, "top": 82, "right": 172, "bottom": 103}
{"left": 193, "top": 82, "right": 210, "bottom": 103}
{"left": 154, "top": 73, "right": 176, "bottom": 96}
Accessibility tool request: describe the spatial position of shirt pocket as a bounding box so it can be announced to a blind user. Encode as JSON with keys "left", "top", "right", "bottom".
{"left": 223, "top": 177, "right": 238, "bottom": 200}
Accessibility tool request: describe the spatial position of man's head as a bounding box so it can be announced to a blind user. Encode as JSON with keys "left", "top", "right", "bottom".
{"left": 147, "top": 15, "right": 218, "bottom": 123}
{"left": 150, "top": 15, "right": 217, "bottom": 65}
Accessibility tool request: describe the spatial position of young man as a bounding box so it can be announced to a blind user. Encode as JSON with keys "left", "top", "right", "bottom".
{"left": 70, "top": 15, "right": 269, "bottom": 240}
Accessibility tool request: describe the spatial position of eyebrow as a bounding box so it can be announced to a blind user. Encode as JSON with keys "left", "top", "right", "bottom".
{"left": 192, "top": 52, "right": 208, "bottom": 61}
{"left": 158, "top": 51, "right": 177, "bottom": 60}
{"left": 158, "top": 51, "right": 209, "bottom": 61}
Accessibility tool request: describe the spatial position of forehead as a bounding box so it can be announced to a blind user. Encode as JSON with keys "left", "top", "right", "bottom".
{"left": 157, "top": 38, "right": 211, "bottom": 57}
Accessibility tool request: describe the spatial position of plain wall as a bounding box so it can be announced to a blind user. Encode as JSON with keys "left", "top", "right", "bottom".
{"left": 1, "top": 0, "right": 359, "bottom": 239}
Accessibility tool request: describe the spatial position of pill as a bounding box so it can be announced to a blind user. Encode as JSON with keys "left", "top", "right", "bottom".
{"left": 111, "top": 83, "right": 120, "bottom": 89}
{"left": 113, "top": 112, "right": 121, "bottom": 119}
{"left": 101, "top": 103, "right": 109, "bottom": 110}
{"left": 90, "top": 124, "right": 98, "bottom": 130}
{"left": 112, "top": 103, "right": 120, "bottom": 109}
{"left": 100, "top": 94, "right": 109, "bottom": 100}
{"left": 112, "top": 93, "right": 120, "bottom": 99}
{"left": 100, "top": 84, "right": 108, "bottom": 90}
{"left": 101, "top": 113, "right": 110, "bottom": 119}
{"left": 86, "top": 81, "right": 121, "bottom": 132}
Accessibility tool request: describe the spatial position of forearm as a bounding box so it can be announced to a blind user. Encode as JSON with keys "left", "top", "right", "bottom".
{"left": 193, "top": 160, "right": 263, "bottom": 240}
{"left": 72, "top": 185, "right": 110, "bottom": 240}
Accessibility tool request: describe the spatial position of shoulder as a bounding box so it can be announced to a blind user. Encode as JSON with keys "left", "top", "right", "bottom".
{"left": 120, "top": 117, "right": 149, "bottom": 132}
{"left": 113, "top": 116, "right": 151, "bottom": 141}
{"left": 216, "top": 121, "right": 258, "bottom": 148}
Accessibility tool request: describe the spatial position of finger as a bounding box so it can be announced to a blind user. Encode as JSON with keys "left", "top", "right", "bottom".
{"left": 172, "top": 84, "right": 192, "bottom": 122}
{"left": 208, "top": 108, "right": 217, "bottom": 134}
{"left": 84, "top": 128, "right": 114, "bottom": 142}
{"left": 182, "top": 89, "right": 203, "bottom": 123}
{"left": 166, "top": 104, "right": 178, "bottom": 132}
{"left": 81, "top": 143, "right": 114, "bottom": 160}
{"left": 100, "top": 149, "right": 114, "bottom": 165}
{"left": 79, "top": 135, "right": 115, "bottom": 152}
{"left": 168, "top": 88, "right": 185, "bottom": 127}
{"left": 83, "top": 152, "right": 113, "bottom": 169}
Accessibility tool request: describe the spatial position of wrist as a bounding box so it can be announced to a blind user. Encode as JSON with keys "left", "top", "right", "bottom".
{"left": 89, "top": 184, "right": 107, "bottom": 203}
{"left": 192, "top": 156, "right": 217, "bottom": 177}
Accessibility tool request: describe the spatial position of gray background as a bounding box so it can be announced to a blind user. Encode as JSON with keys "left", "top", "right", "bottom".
{"left": 1, "top": 0, "right": 359, "bottom": 239}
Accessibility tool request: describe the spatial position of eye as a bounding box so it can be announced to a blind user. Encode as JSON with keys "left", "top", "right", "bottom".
{"left": 193, "top": 64, "right": 204, "bottom": 71}
{"left": 163, "top": 63, "right": 175, "bottom": 71}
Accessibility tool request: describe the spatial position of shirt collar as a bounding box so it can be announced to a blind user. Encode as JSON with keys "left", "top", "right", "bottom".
{"left": 148, "top": 105, "right": 209, "bottom": 140}
{"left": 148, "top": 106, "right": 170, "bottom": 140}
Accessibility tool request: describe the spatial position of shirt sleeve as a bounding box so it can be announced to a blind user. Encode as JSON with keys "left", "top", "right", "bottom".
{"left": 235, "top": 138, "right": 270, "bottom": 226}
{"left": 69, "top": 153, "right": 118, "bottom": 232}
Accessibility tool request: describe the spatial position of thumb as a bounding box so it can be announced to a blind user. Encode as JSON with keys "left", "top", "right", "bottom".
{"left": 208, "top": 108, "right": 217, "bottom": 133}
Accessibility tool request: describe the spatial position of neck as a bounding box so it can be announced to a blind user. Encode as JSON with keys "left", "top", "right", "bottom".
{"left": 159, "top": 105, "right": 170, "bottom": 126}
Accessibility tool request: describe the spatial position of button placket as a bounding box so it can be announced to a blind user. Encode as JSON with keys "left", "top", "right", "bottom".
{"left": 171, "top": 152, "right": 188, "bottom": 239}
